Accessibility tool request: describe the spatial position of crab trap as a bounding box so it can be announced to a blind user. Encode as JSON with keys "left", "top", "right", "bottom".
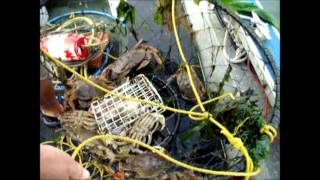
{"left": 90, "top": 74, "right": 165, "bottom": 134}
{"left": 40, "top": 0, "right": 279, "bottom": 179}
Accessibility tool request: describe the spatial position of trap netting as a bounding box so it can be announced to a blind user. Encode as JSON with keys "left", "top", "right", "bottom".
{"left": 121, "top": 0, "right": 279, "bottom": 174}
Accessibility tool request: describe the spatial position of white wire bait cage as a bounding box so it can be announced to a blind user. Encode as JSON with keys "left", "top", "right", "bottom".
{"left": 90, "top": 74, "right": 165, "bottom": 134}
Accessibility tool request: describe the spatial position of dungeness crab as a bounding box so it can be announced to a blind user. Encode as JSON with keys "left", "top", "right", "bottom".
{"left": 63, "top": 75, "right": 116, "bottom": 111}
{"left": 101, "top": 39, "right": 163, "bottom": 81}
{"left": 57, "top": 110, "right": 142, "bottom": 162}
{"left": 168, "top": 65, "right": 206, "bottom": 102}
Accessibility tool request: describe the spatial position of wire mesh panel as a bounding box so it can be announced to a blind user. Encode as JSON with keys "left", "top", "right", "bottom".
{"left": 91, "top": 74, "right": 165, "bottom": 134}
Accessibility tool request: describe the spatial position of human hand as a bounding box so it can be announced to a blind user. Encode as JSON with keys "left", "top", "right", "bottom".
{"left": 40, "top": 144, "right": 90, "bottom": 180}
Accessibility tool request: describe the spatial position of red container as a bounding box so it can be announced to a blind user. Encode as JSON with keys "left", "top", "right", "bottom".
{"left": 40, "top": 33, "right": 89, "bottom": 62}
{"left": 88, "top": 32, "right": 110, "bottom": 68}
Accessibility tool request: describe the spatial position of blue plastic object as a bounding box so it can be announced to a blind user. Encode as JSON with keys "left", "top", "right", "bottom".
{"left": 48, "top": 10, "right": 125, "bottom": 29}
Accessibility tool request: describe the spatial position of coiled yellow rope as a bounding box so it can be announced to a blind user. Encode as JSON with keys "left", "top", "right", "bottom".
{"left": 71, "top": 134, "right": 260, "bottom": 176}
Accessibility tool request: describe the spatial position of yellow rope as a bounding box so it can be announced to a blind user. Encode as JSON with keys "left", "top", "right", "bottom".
{"left": 40, "top": 35, "right": 256, "bottom": 179}
{"left": 41, "top": 45, "right": 271, "bottom": 178}
{"left": 172, "top": 0, "right": 253, "bottom": 176}
{"left": 188, "top": 93, "right": 235, "bottom": 120}
{"left": 71, "top": 134, "right": 260, "bottom": 177}
{"left": 84, "top": 64, "right": 88, "bottom": 79}
{"left": 40, "top": 48, "right": 209, "bottom": 118}
{"left": 233, "top": 117, "right": 250, "bottom": 136}
{"left": 260, "top": 125, "right": 277, "bottom": 143}
{"left": 171, "top": 0, "right": 205, "bottom": 112}
{"left": 88, "top": 161, "right": 101, "bottom": 179}
{"left": 80, "top": 65, "right": 84, "bottom": 76}
{"left": 59, "top": 135, "right": 66, "bottom": 150}
{"left": 57, "top": 135, "right": 83, "bottom": 165}
{"left": 57, "top": 16, "right": 95, "bottom": 45}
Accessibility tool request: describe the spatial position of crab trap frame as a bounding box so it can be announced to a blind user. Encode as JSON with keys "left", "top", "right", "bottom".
{"left": 90, "top": 74, "right": 165, "bottom": 134}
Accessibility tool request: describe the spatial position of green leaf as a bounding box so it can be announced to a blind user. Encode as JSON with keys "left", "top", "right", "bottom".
{"left": 153, "top": 0, "right": 171, "bottom": 26}
{"left": 194, "top": 0, "right": 201, "bottom": 5}
{"left": 154, "top": 8, "right": 164, "bottom": 25}
{"left": 217, "top": 0, "right": 279, "bottom": 29}
{"left": 212, "top": 95, "right": 271, "bottom": 167}
{"left": 228, "top": 2, "right": 260, "bottom": 12}
{"left": 116, "top": 0, "right": 136, "bottom": 24}
{"left": 254, "top": 9, "right": 280, "bottom": 29}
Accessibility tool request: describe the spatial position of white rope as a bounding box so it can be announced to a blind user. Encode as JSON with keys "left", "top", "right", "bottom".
{"left": 222, "top": 20, "right": 248, "bottom": 64}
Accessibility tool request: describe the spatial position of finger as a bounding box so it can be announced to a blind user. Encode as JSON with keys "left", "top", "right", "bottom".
{"left": 40, "top": 145, "right": 90, "bottom": 180}
{"left": 68, "top": 161, "right": 90, "bottom": 180}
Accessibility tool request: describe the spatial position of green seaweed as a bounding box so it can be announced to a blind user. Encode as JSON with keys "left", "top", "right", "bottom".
{"left": 154, "top": 8, "right": 165, "bottom": 25}
{"left": 211, "top": 90, "right": 271, "bottom": 167}
{"left": 179, "top": 121, "right": 207, "bottom": 141}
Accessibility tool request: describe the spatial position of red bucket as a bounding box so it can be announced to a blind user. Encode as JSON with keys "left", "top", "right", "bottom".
{"left": 87, "top": 32, "right": 110, "bottom": 68}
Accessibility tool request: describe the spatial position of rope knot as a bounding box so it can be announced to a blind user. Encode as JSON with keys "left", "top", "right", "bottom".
{"left": 220, "top": 129, "right": 244, "bottom": 151}
{"left": 231, "top": 137, "right": 244, "bottom": 150}
{"left": 203, "top": 112, "right": 211, "bottom": 119}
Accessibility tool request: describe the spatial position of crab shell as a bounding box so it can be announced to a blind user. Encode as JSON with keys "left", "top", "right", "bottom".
{"left": 64, "top": 76, "right": 116, "bottom": 111}
{"left": 57, "top": 110, "right": 131, "bottom": 162}
{"left": 176, "top": 66, "right": 206, "bottom": 102}
{"left": 122, "top": 152, "right": 170, "bottom": 178}
{"left": 102, "top": 49, "right": 149, "bottom": 81}
{"left": 102, "top": 41, "right": 162, "bottom": 81}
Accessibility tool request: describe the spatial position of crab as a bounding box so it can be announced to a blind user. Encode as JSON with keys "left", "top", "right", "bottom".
{"left": 120, "top": 152, "right": 171, "bottom": 178}
{"left": 127, "top": 112, "right": 166, "bottom": 147}
{"left": 57, "top": 110, "right": 97, "bottom": 133}
{"left": 57, "top": 110, "right": 141, "bottom": 162}
{"left": 101, "top": 39, "right": 163, "bottom": 81}
{"left": 64, "top": 75, "right": 116, "bottom": 111}
{"left": 167, "top": 65, "right": 206, "bottom": 103}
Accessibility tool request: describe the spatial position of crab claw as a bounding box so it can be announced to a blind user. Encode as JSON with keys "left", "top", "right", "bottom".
{"left": 101, "top": 66, "right": 118, "bottom": 81}
{"left": 151, "top": 113, "right": 166, "bottom": 133}
{"left": 136, "top": 59, "right": 151, "bottom": 70}
{"left": 101, "top": 66, "right": 111, "bottom": 79}
{"left": 147, "top": 134, "right": 152, "bottom": 145}
{"left": 151, "top": 50, "right": 163, "bottom": 65}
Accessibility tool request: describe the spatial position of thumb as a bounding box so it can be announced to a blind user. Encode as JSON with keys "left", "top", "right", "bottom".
{"left": 40, "top": 144, "right": 90, "bottom": 180}
{"left": 68, "top": 161, "right": 90, "bottom": 180}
